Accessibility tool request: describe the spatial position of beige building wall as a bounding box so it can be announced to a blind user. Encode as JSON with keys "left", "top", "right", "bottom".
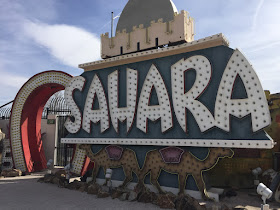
{"left": 0, "top": 120, "right": 9, "bottom": 135}
{"left": 41, "top": 115, "right": 56, "bottom": 163}
{"left": 0, "top": 116, "right": 57, "bottom": 164}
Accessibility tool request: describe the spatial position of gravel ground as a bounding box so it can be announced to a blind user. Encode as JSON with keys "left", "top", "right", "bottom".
{"left": 0, "top": 172, "right": 279, "bottom": 210}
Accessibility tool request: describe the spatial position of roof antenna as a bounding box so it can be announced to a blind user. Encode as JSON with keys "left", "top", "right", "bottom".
{"left": 111, "top": 12, "right": 114, "bottom": 38}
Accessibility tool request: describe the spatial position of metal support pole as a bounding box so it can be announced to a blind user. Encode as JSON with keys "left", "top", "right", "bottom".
{"left": 0, "top": 100, "right": 14, "bottom": 109}
{"left": 54, "top": 115, "right": 59, "bottom": 166}
{"left": 111, "top": 12, "right": 114, "bottom": 38}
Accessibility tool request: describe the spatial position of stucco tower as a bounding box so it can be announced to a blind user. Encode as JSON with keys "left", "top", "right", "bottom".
{"left": 101, "top": 0, "right": 194, "bottom": 58}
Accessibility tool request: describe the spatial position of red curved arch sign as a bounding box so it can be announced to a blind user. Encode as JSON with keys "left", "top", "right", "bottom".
{"left": 9, "top": 71, "right": 78, "bottom": 172}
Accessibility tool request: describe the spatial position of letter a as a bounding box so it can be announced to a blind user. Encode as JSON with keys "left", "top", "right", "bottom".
{"left": 82, "top": 74, "right": 109, "bottom": 133}
{"left": 215, "top": 49, "right": 271, "bottom": 132}
{"left": 137, "top": 64, "right": 173, "bottom": 133}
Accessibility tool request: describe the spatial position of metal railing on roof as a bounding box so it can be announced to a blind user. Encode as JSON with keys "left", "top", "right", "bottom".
{"left": 0, "top": 107, "right": 12, "bottom": 120}
{"left": 42, "top": 97, "right": 71, "bottom": 119}
{"left": 0, "top": 97, "right": 71, "bottom": 120}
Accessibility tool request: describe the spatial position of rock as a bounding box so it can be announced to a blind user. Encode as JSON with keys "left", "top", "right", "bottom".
{"left": 66, "top": 180, "right": 83, "bottom": 190}
{"left": 97, "top": 189, "right": 110, "bottom": 198}
{"left": 111, "top": 189, "right": 125, "bottom": 199}
{"left": 118, "top": 192, "right": 129, "bottom": 201}
{"left": 165, "top": 192, "right": 176, "bottom": 203}
{"left": 87, "top": 183, "right": 100, "bottom": 195}
{"left": 175, "top": 194, "right": 206, "bottom": 210}
{"left": 43, "top": 174, "right": 54, "bottom": 183}
{"left": 58, "top": 177, "right": 68, "bottom": 188}
{"left": 1, "top": 169, "right": 22, "bottom": 177}
{"left": 128, "top": 191, "right": 138, "bottom": 201}
{"left": 138, "top": 191, "right": 151, "bottom": 203}
{"left": 52, "top": 177, "right": 60, "bottom": 185}
{"left": 261, "top": 169, "right": 277, "bottom": 188}
{"left": 175, "top": 197, "right": 185, "bottom": 210}
{"left": 150, "top": 192, "right": 158, "bottom": 203}
{"left": 37, "top": 177, "right": 44, "bottom": 183}
{"left": 41, "top": 173, "right": 68, "bottom": 187}
{"left": 221, "top": 204, "right": 231, "bottom": 210}
{"left": 54, "top": 169, "right": 66, "bottom": 178}
{"left": 156, "top": 194, "right": 175, "bottom": 209}
{"left": 100, "top": 185, "right": 110, "bottom": 193}
{"left": 78, "top": 183, "right": 88, "bottom": 192}
{"left": 134, "top": 183, "right": 146, "bottom": 194}
{"left": 138, "top": 189, "right": 157, "bottom": 203}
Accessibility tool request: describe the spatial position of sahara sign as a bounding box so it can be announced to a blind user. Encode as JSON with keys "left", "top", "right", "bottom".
{"left": 62, "top": 46, "right": 272, "bottom": 149}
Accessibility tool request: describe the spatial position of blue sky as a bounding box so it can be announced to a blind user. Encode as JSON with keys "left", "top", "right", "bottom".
{"left": 0, "top": 0, "right": 280, "bottom": 105}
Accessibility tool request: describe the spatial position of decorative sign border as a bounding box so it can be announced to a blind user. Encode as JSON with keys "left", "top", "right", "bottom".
{"left": 8, "top": 71, "right": 88, "bottom": 173}
{"left": 70, "top": 144, "right": 87, "bottom": 175}
{"left": 61, "top": 138, "right": 274, "bottom": 149}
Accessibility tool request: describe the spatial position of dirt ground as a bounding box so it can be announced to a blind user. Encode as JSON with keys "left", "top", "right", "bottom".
{"left": 0, "top": 172, "right": 279, "bottom": 210}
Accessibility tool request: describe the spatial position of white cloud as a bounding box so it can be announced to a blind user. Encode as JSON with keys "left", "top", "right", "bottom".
{"left": 0, "top": 73, "right": 28, "bottom": 89}
{"left": 239, "top": 1, "right": 280, "bottom": 94}
{"left": 194, "top": 0, "right": 280, "bottom": 94}
{"left": 0, "top": 0, "right": 99, "bottom": 105}
{"left": 23, "top": 21, "right": 101, "bottom": 68}
{"left": 251, "top": 0, "right": 264, "bottom": 31}
{"left": 0, "top": 72, "right": 29, "bottom": 105}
